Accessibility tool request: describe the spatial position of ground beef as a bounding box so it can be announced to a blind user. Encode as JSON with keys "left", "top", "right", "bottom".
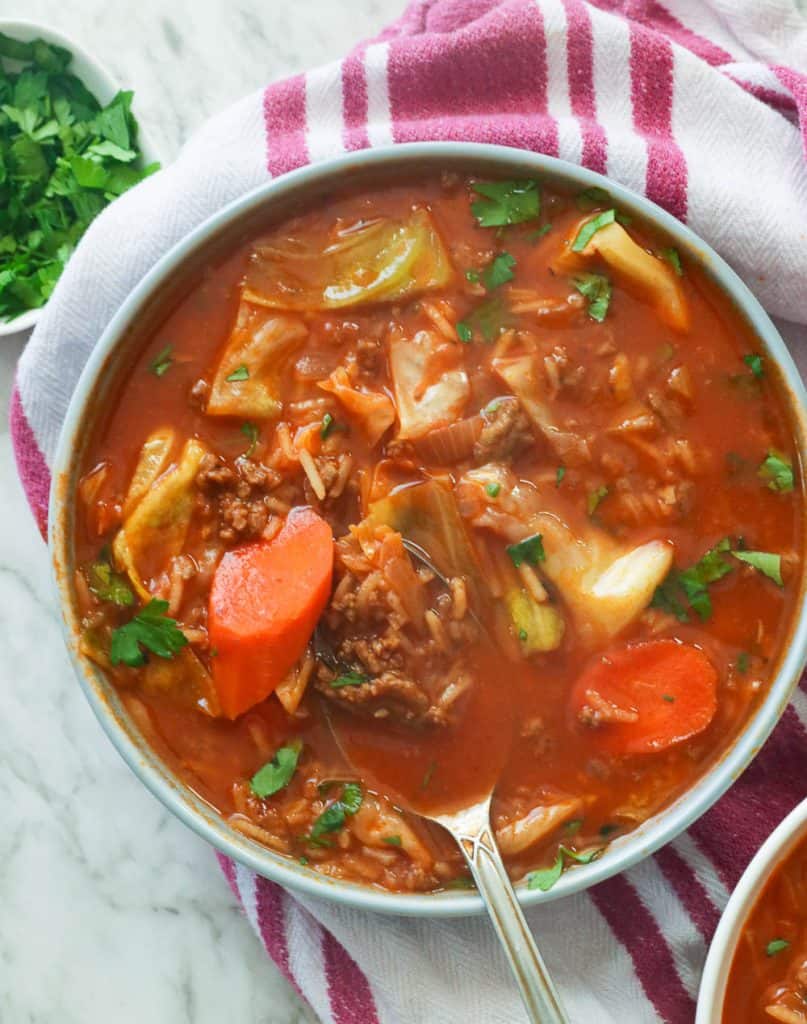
{"left": 474, "top": 396, "right": 534, "bottom": 463}
{"left": 355, "top": 336, "right": 383, "bottom": 375}
{"left": 195, "top": 454, "right": 282, "bottom": 543}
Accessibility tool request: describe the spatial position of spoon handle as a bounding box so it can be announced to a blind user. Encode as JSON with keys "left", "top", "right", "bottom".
{"left": 457, "top": 822, "right": 570, "bottom": 1024}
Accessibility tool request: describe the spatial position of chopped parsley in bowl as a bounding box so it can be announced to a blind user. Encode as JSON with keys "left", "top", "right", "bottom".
{"left": 0, "top": 26, "right": 158, "bottom": 331}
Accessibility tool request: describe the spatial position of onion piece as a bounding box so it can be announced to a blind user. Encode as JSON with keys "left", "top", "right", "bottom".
{"left": 414, "top": 416, "right": 482, "bottom": 464}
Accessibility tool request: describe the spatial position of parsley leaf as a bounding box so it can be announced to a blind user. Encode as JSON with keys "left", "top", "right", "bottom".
{"left": 525, "top": 224, "right": 552, "bottom": 243}
{"left": 250, "top": 739, "right": 302, "bottom": 798}
{"left": 526, "top": 845, "right": 603, "bottom": 892}
{"left": 455, "top": 296, "right": 508, "bottom": 343}
{"left": 732, "top": 550, "right": 783, "bottom": 586}
{"left": 485, "top": 482, "right": 501, "bottom": 498}
{"left": 737, "top": 652, "right": 750, "bottom": 674}
{"left": 383, "top": 835, "right": 402, "bottom": 846}
{"left": 308, "top": 782, "right": 363, "bottom": 841}
{"left": 481, "top": 252, "right": 516, "bottom": 290}
{"left": 759, "top": 450, "right": 794, "bottom": 493}
{"left": 330, "top": 672, "right": 368, "bottom": 688}
{"left": 321, "top": 412, "right": 335, "bottom": 439}
{"left": 766, "top": 938, "right": 790, "bottom": 957}
{"left": 110, "top": 599, "right": 187, "bottom": 667}
{"left": 556, "top": 466, "right": 566, "bottom": 486}
{"left": 241, "top": 421, "right": 259, "bottom": 457}
{"left": 572, "top": 209, "right": 616, "bottom": 252}
{"left": 88, "top": 558, "right": 134, "bottom": 607}
{"left": 652, "top": 538, "right": 735, "bottom": 622}
{"left": 574, "top": 273, "right": 611, "bottom": 322}
{"left": 661, "top": 247, "right": 684, "bottom": 276}
{"left": 576, "top": 186, "right": 611, "bottom": 211}
{"left": 471, "top": 179, "right": 540, "bottom": 228}
{"left": 743, "top": 353, "right": 764, "bottom": 379}
{"left": 149, "top": 345, "right": 173, "bottom": 377}
{"left": 587, "top": 485, "right": 609, "bottom": 516}
{"left": 0, "top": 40, "right": 157, "bottom": 322}
{"left": 506, "top": 533, "right": 545, "bottom": 567}
{"left": 226, "top": 364, "right": 249, "bottom": 382}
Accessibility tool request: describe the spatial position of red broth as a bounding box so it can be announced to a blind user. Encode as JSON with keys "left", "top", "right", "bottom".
{"left": 72, "top": 173, "right": 803, "bottom": 893}
{"left": 723, "top": 831, "right": 807, "bottom": 1023}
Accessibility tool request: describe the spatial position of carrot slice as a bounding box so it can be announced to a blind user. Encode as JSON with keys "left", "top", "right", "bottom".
{"left": 569, "top": 639, "right": 717, "bottom": 755}
{"left": 208, "top": 507, "right": 333, "bottom": 719}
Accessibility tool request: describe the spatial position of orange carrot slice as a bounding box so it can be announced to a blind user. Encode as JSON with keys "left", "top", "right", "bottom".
{"left": 208, "top": 507, "right": 333, "bottom": 719}
{"left": 569, "top": 639, "right": 717, "bottom": 755}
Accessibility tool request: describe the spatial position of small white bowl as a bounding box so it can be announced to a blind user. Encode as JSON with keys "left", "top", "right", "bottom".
{"left": 0, "top": 20, "right": 161, "bottom": 339}
{"left": 697, "top": 797, "right": 807, "bottom": 1022}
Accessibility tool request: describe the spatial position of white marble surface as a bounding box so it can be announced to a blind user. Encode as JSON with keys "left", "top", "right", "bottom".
{"left": 0, "top": 1, "right": 402, "bottom": 1021}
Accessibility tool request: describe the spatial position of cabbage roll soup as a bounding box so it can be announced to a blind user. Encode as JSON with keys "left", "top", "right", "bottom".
{"left": 723, "top": 832, "right": 807, "bottom": 1023}
{"left": 73, "top": 172, "right": 804, "bottom": 893}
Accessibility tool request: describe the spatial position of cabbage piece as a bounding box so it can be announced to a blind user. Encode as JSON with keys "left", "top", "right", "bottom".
{"left": 141, "top": 647, "right": 219, "bottom": 716}
{"left": 496, "top": 798, "right": 583, "bottom": 856}
{"left": 457, "top": 466, "right": 673, "bottom": 646}
{"left": 113, "top": 439, "right": 208, "bottom": 597}
{"left": 122, "top": 428, "right": 175, "bottom": 518}
{"left": 555, "top": 220, "right": 688, "bottom": 332}
{"left": 206, "top": 305, "right": 308, "bottom": 419}
{"left": 492, "top": 354, "right": 590, "bottom": 465}
{"left": 243, "top": 209, "right": 454, "bottom": 311}
{"left": 318, "top": 366, "right": 395, "bottom": 446}
{"left": 369, "top": 480, "right": 487, "bottom": 616}
{"left": 390, "top": 330, "right": 470, "bottom": 440}
{"left": 505, "top": 589, "right": 564, "bottom": 653}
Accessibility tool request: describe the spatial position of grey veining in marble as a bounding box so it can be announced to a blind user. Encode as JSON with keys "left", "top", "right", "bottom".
{"left": 0, "top": 1, "right": 403, "bottom": 1021}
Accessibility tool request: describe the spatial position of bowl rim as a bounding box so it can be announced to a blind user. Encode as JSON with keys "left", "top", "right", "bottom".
{"left": 48, "top": 141, "right": 807, "bottom": 918}
{"left": 696, "top": 797, "right": 807, "bottom": 1022}
{"left": 0, "top": 18, "right": 163, "bottom": 338}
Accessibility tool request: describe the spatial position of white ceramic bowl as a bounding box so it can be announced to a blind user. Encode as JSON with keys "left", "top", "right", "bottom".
{"left": 49, "top": 142, "right": 807, "bottom": 917}
{"left": 697, "top": 797, "right": 807, "bottom": 1022}
{"left": 0, "top": 20, "right": 161, "bottom": 338}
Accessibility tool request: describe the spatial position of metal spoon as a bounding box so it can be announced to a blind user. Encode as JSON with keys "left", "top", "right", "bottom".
{"left": 322, "top": 541, "right": 571, "bottom": 1024}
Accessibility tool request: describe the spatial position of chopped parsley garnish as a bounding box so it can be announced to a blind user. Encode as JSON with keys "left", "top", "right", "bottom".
{"left": 766, "top": 938, "right": 790, "bottom": 957}
{"left": 737, "top": 652, "right": 750, "bottom": 674}
{"left": 556, "top": 466, "right": 566, "bottom": 486}
{"left": 743, "top": 353, "right": 764, "bottom": 379}
{"left": 330, "top": 672, "right": 368, "bottom": 688}
{"left": 299, "top": 855, "right": 309, "bottom": 866}
{"left": 481, "top": 252, "right": 516, "bottom": 290}
{"left": 525, "top": 224, "right": 552, "bottom": 243}
{"left": 571, "top": 209, "right": 616, "bottom": 252}
{"left": 455, "top": 295, "right": 508, "bottom": 343}
{"left": 518, "top": 628, "right": 528, "bottom": 643}
{"left": 574, "top": 272, "right": 611, "bottom": 322}
{"left": 526, "top": 845, "right": 603, "bottom": 892}
{"left": 564, "top": 818, "right": 583, "bottom": 835}
{"left": 0, "top": 36, "right": 158, "bottom": 322}
{"left": 321, "top": 412, "right": 336, "bottom": 439}
{"left": 470, "top": 179, "right": 540, "bottom": 228}
{"left": 599, "top": 824, "right": 619, "bottom": 837}
{"left": 506, "top": 533, "right": 545, "bottom": 568}
{"left": 383, "top": 835, "right": 402, "bottom": 847}
{"left": 652, "top": 538, "right": 733, "bottom": 622}
{"left": 456, "top": 321, "right": 473, "bottom": 343}
{"left": 445, "top": 875, "right": 476, "bottom": 890}
{"left": 250, "top": 739, "right": 302, "bottom": 798}
{"left": 587, "top": 485, "right": 609, "bottom": 517}
{"left": 662, "top": 694, "right": 675, "bottom": 703}
{"left": 308, "top": 782, "right": 363, "bottom": 842}
{"left": 759, "top": 450, "right": 794, "bottom": 493}
{"left": 240, "top": 421, "right": 259, "bottom": 457}
{"left": 110, "top": 599, "right": 187, "bottom": 667}
{"left": 652, "top": 538, "right": 784, "bottom": 622}
{"left": 661, "top": 247, "right": 684, "bottom": 276}
{"left": 465, "top": 268, "right": 480, "bottom": 283}
{"left": 88, "top": 557, "right": 134, "bottom": 607}
{"left": 485, "top": 482, "right": 501, "bottom": 498}
{"left": 421, "top": 760, "right": 437, "bottom": 789}
{"left": 226, "top": 364, "right": 249, "bottom": 382}
{"left": 149, "top": 345, "right": 173, "bottom": 377}
{"left": 732, "top": 550, "right": 783, "bottom": 586}
{"left": 576, "top": 186, "right": 611, "bottom": 210}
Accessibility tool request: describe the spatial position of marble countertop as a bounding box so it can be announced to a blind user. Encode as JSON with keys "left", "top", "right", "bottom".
{"left": 0, "top": 2, "right": 401, "bottom": 1021}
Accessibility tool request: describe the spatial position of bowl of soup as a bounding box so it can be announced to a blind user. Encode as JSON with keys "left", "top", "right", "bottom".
{"left": 698, "top": 798, "right": 807, "bottom": 1023}
{"left": 49, "top": 143, "right": 807, "bottom": 915}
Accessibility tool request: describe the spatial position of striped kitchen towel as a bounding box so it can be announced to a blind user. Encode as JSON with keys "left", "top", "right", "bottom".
{"left": 11, "top": 1, "right": 807, "bottom": 1022}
